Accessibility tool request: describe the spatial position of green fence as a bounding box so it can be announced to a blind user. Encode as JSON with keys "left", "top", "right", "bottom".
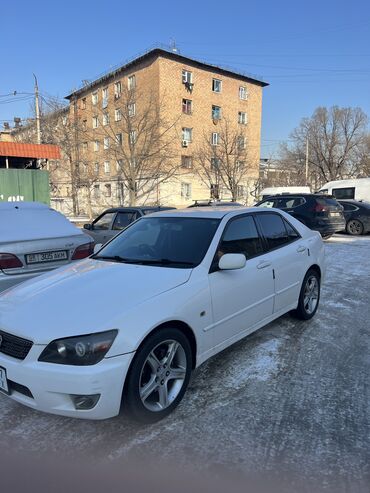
{"left": 0, "top": 169, "right": 50, "bottom": 204}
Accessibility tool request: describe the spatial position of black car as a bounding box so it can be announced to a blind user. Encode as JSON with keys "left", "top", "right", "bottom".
{"left": 255, "top": 194, "right": 345, "bottom": 239}
{"left": 338, "top": 200, "right": 370, "bottom": 235}
{"left": 83, "top": 206, "right": 176, "bottom": 244}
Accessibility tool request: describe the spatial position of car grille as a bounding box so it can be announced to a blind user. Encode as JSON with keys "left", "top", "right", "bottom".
{"left": 0, "top": 330, "right": 33, "bottom": 360}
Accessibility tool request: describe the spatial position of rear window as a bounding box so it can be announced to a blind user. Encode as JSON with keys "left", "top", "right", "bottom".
{"left": 316, "top": 197, "right": 340, "bottom": 207}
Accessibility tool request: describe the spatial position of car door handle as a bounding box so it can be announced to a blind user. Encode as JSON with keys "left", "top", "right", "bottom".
{"left": 296, "top": 245, "right": 306, "bottom": 253}
{"left": 257, "top": 261, "right": 271, "bottom": 269}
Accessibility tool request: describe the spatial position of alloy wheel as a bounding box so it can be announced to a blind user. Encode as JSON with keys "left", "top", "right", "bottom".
{"left": 347, "top": 219, "right": 363, "bottom": 236}
{"left": 303, "top": 275, "right": 319, "bottom": 315}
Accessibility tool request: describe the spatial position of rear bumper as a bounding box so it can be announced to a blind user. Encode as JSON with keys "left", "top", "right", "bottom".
{"left": 314, "top": 219, "right": 346, "bottom": 236}
{"left": 0, "top": 346, "right": 134, "bottom": 420}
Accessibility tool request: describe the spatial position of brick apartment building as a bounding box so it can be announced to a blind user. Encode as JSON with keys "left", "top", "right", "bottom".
{"left": 12, "top": 48, "right": 269, "bottom": 217}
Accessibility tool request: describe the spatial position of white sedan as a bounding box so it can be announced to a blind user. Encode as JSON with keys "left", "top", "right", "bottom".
{"left": 0, "top": 202, "right": 93, "bottom": 292}
{"left": 0, "top": 207, "right": 325, "bottom": 422}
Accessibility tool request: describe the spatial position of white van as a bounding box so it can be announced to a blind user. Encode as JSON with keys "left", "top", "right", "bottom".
{"left": 259, "top": 186, "right": 311, "bottom": 200}
{"left": 319, "top": 178, "right": 370, "bottom": 201}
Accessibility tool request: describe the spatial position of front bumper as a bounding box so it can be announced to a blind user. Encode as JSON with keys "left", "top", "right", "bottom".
{"left": 0, "top": 345, "right": 134, "bottom": 420}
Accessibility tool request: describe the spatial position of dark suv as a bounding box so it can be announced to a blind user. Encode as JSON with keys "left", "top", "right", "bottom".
{"left": 255, "top": 194, "right": 345, "bottom": 239}
{"left": 83, "top": 206, "right": 176, "bottom": 244}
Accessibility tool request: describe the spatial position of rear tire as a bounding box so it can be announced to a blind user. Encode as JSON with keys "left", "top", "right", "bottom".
{"left": 292, "top": 269, "right": 320, "bottom": 320}
{"left": 321, "top": 234, "right": 332, "bottom": 240}
{"left": 346, "top": 219, "right": 364, "bottom": 236}
{"left": 123, "top": 328, "right": 192, "bottom": 423}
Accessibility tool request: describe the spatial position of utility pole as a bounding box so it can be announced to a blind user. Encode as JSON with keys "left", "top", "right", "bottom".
{"left": 33, "top": 74, "right": 41, "bottom": 145}
{"left": 305, "top": 137, "right": 309, "bottom": 184}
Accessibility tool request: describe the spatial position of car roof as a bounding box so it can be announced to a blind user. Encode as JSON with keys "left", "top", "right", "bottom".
{"left": 0, "top": 201, "right": 49, "bottom": 211}
{"left": 260, "top": 193, "right": 333, "bottom": 199}
{"left": 102, "top": 206, "right": 175, "bottom": 213}
{"left": 147, "top": 206, "right": 271, "bottom": 219}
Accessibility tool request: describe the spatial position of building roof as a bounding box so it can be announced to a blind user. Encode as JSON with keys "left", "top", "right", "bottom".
{"left": 0, "top": 142, "right": 61, "bottom": 159}
{"left": 66, "top": 47, "right": 269, "bottom": 99}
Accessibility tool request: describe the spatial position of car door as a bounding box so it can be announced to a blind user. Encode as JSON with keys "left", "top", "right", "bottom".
{"left": 256, "top": 212, "right": 308, "bottom": 313}
{"left": 208, "top": 214, "right": 275, "bottom": 349}
{"left": 89, "top": 211, "right": 117, "bottom": 244}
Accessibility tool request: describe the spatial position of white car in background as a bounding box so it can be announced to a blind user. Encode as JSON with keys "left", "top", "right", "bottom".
{"left": 0, "top": 207, "right": 325, "bottom": 422}
{"left": 0, "top": 202, "right": 93, "bottom": 292}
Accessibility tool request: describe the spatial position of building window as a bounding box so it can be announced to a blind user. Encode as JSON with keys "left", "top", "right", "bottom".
{"left": 182, "top": 127, "right": 193, "bottom": 142}
{"left": 238, "top": 111, "right": 247, "bottom": 124}
{"left": 181, "top": 182, "right": 192, "bottom": 200}
{"left": 102, "top": 87, "right": 108, "bottom": 108}
{"left": 81, "top": 98, "right": 86, "bottom": 110}
{"left": 115, "top": 108, "right": 122, "bottom": 122}
{"left": 181, "top": 156, "right": 193, "bottom": 169}
{"left": 237, "top": 185, "right": 246, "bottom": 198}
{"left": 128, "top": 102, "right": 136, "bottom": 117}
{"left": 182, "top": 99, "right": 192, "bottom": 115}
{"left": 104, "top": 161, "right": 110, "bottom": 174}
{"left": 237, "top": 135, "right": 246, "bottom": 149}
{"left": 94, "top": 140, "right": 99, "bottom": 152}
{"left": 129, "top": 130, "right": 137, "bottom": 144}
{"left": 117, "top": 182, "right": 124, "bottom": 201}
{"left": 82, "top": 142, "right": 88, "bottom": 152}
{"left": 102, "top": 112, "right": 110, "bottom": 126}
{"left": 92, "top": 92, "right": 98, "bottom": 105}
{"left": 62, "top": 116, "right": 68, "bottom": 126}
{"left": 116, "top": 133, "right": 123, "bottom": 145}
{"left": 211, "top": 132, "right": 220, "bottom": 146}
{"left": 211, "top": 157, "right": 220, "bottom": 171}
{"left": 210, "top": 184, "right": 220, "bottom": 199}
{"left": 92, "top": 116, "right": 99, "bottom": 128}
{"left": 104, "top": 137, "right": 110, "bottom": 149}
{"left": 114, "top": 81, "right": 122, "bottom": 98}
{"left": 239, "top": 86, "right": 248, "bottom": 100}
{"left": 94, "top": 162, "right": 99, "bottom": 174}
{"left": 94, "top": 184, "right": 100, "bottom": 199}
{"left": 116, "top": 159, "right": 123, "bottom": 171}
{"left": 104, "top": 183, "right": 112, "bottom": 197}
{"left": 182, "top": 70, "right": 193, "bottom": 84}
{"left": 212, "top": 105, "right": 221, "bottom": 120}
{"left": 128, "top": 75, "right": 136, "bottom": 90}
{"left": 212, "top": 79, "right": 222, "bottom": 93}
{"left": 82, "top": 119, "right": 87, "bottom": 130}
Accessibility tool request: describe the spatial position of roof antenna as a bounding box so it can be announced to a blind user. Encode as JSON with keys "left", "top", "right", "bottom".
{"left": 170, "top": 38, "right": 179, "bottom": 54}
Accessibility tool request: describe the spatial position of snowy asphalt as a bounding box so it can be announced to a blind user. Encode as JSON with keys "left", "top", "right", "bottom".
{"left": 0, "top": 234, "right": 369, "bottom": 492}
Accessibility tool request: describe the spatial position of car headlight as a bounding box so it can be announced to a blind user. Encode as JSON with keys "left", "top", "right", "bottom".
{"left": 38, "top": 330, "right": 118, "bottom": 366}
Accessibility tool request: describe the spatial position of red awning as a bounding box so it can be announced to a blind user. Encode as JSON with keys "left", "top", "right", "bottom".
{"left": 0, "top": 142, "right": 60, "bottom": 159}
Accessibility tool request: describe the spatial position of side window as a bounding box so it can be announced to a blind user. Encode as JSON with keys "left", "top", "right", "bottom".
{"left": 332, "top": 187, "right": 355, "bottom": 200}
{"left": 112, "top": 212, "right": 139, "bottom": 230}
{"left": 258, "top": 213, "right": 290, "bottom": 250}
{"left": 283, "top": 218, "right": 300, "bottom": 241}
{"left": 341, "top": 202, "right": 357, "bottom": 211}
{"left": 92, "top": 212, "right": 116, "bottom": 230}
{"left": 218, "top": 216, "right": 263, "bottom": 260}
{"left": 276, "top": 197, "right": 304, "bottom": 209}
{"left": 258, "top": 199, "right": 275, "bottom": 208}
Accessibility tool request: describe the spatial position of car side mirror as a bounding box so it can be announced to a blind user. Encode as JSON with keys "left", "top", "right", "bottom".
{"left": 93, "top": 243, "right": 103, "bottom": 254}
{"left": 83, "top": 223, "right": 92, "bottom": 230}
{"left": 218, "top": 253, "right": 246, "bottom": 271}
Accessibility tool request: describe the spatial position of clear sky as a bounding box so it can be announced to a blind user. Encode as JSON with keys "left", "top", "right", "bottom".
{"left": 1, "top": 0, "right": 369, "bottom": 156}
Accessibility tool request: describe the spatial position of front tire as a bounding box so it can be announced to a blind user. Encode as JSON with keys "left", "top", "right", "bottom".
{"left": 346, "top": 219, "right": 364, "bottom": 236}
{"left": 292, "top": 269, "right": 320, "bottom": 320}
{"left": 123, "top": 328, "right": 192, "bottom": 423}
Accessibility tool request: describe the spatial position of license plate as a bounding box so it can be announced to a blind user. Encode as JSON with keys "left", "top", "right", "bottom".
{"left": 330, "top": 212, "right": 341, "bottom": 217}
{"left": 26, "top": 250, "right": 68, "bottom": 264}
{"left": 0, "top": 367, "right": 9, "bottom": 395}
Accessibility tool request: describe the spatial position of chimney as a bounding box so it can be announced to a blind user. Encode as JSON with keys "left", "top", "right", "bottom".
{"left": 3, "top": 122, "right": 10, "bottom": 130}
{"left": 14, "top": 117, "right": 22, "bottom": 128}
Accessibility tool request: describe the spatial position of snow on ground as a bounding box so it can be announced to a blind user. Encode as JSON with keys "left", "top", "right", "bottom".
{"left": 0, "top": 234, "right": 369, "bottom": 492}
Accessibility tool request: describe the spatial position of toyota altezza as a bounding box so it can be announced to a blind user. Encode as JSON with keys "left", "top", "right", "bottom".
{"left": 0, "top": 207, "right": 325, "bottom": 422}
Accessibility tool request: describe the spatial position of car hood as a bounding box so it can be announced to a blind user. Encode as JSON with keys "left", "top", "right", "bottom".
{"left": 0, "top": 259, "right": 192, "bottom": 344}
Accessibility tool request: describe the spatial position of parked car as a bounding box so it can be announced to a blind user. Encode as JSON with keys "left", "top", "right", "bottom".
{"left": 0, "top": 202, "right": 93, "bottom": 292}
{"left": 255, "top": 193, "right": 345, "bottom": 239}
{"left": 338, "top": 199, "right": 370, "bottom": 235}
{"left": 188, "top": 200, "right": 243, "bottom": 207}
{"left": 319, "top": 178, "right": 370, "bottom": 202}
{"left": 83, "top": 206, "right": 176, "bottom": 244}
{"left": 0, "top": 207, "right": 325, "bottom": 422}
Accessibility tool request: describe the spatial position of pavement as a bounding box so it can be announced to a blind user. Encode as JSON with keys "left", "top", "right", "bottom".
{"left": 0, "top": 234, "right": 369, "bottom": 492}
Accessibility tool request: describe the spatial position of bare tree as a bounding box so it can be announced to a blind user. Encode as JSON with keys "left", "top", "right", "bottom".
{"left": 280, "top": 106, "right": 368, "bottom": 187}
{"left": 194, "top": 119, "right": 256, "bottom": 203}
{"left": 88, "top": 86, "right": 181, "bottom": 206}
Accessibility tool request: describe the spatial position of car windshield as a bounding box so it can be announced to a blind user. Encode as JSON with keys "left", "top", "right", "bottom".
{"left": 94, "top": 216, "right": 221, "bottom": 268}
